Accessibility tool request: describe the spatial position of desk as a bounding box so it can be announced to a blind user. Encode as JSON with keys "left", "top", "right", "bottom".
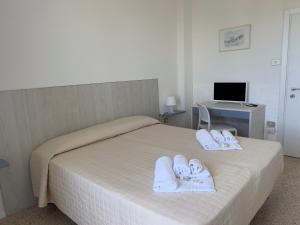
{"left": 192, "top": 102, "right": 265, "bottom": 139}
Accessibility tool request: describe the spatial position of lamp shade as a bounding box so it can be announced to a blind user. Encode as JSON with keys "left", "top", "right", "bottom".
{"left": 166, "top": 96, "right": 176, "bottom": 107}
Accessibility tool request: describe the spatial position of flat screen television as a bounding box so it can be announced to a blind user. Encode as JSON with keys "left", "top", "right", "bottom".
{"left": 213, "top": 82, "right": 248, "bottom": 103}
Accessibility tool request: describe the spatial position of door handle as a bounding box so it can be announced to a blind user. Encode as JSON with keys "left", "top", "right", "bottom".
{"left": 291, "top": 88, "right": 300, "bottom": 91}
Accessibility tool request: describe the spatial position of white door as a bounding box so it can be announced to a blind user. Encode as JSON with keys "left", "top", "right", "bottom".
{"left": 284, "top": 13, "right": 300, "bottom": 157}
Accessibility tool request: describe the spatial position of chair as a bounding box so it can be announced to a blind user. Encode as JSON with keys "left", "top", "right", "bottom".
{"left": 197, "top": 104, "right": 238, "bottom": 136}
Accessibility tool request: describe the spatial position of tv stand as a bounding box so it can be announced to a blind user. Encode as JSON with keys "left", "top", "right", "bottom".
{"left": 192, "top": 101, "right": 265, "bottom": 139}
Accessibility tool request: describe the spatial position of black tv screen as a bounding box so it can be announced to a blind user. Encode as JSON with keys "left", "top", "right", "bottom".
{"left": 214, "top": 82, "right": 247, "bottom": 102}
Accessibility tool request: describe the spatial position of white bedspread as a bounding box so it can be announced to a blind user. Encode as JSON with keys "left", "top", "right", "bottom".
{"left": 42, "top": 121, "right": 283, "bottom": 225}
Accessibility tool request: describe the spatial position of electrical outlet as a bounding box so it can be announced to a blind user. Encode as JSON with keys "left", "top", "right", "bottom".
{"left": 271, "top": 59, "right": 281, "bottom": 66}
{"left": 266, "top": 121, "right": 276, "bottom": 135}
{"left": 266, "top": 121, "right": 276, "bottom": 128}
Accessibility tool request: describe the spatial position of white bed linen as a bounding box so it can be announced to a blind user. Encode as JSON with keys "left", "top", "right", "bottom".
{"left": 30, "top": 116, "right": 159, "bottom": 207}
{"left": 123, "top": 124, "right": 284, "bottom": 218}
{"left": 46, "top": 123, "right": 283, "bottom": 225}
{"left": 49, "top": 137, "right": 255, "bottom": 225}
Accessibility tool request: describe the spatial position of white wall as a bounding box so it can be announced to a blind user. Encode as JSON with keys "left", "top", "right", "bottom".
{"left": 191, "top": 0, "right": 286, "bottom": 138}
{"left": 0, "top": 0, "right": 178, "bottom": 111}
{"left": 2, "top": 0, "right": 300, "bottom": 131}
{"left": 285, "top": 0, "right": 300, "bottom": 9}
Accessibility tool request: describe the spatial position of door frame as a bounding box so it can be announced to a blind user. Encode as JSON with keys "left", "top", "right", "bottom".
{"left": 278, "top": 8, "right": 300, "bottom": 146}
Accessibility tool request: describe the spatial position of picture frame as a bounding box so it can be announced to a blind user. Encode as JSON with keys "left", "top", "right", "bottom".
{"left": 219, "top": 24, "right": 251, "bottom": 52}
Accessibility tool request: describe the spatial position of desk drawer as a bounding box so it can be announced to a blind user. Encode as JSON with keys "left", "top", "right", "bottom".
{"left": 209, "top": 109, "right": 249, "bottom": 120}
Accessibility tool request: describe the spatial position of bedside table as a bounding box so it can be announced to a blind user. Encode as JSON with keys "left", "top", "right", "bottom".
{"left": 159, "top": 110, "right": 186, "bottom": 124}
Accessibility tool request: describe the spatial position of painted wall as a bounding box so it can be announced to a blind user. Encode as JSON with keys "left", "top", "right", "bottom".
{"left": 191, "top": 0, "right": 288, "bottom": 138}
{"left": 1, "top": 0, "right": 300, "bottom": 128}
{"left": 0, "top": 0, "right": 178, "bottom": 111}
{"left": 285, "top": 0, "right": 300, "bottom": 9}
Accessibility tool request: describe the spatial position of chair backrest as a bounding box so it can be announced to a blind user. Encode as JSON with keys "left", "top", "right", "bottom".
{"left": 197, "top": 104, "right": 211, "bottom": 130}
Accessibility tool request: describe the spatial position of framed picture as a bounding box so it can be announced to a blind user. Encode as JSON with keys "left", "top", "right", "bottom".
{"left": 219, "top": 24, "right": 251, "bottom": 52}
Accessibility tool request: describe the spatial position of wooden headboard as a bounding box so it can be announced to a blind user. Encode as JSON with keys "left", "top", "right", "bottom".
{"left": 0, "top": 79, "right": 159, "bottom": 214}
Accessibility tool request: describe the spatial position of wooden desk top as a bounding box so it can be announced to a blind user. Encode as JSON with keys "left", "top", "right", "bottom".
{"left": 197, "top": 101, "right": 265, "bottom": 113}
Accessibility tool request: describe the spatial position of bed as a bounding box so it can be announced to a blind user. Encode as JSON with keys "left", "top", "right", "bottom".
{"left": 30, "top": 116, "right": 283, "bottom": 225}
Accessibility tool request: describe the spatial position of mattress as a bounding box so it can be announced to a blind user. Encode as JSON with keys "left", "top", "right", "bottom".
{"left": 31, "top": 116, "right": 283, "bottom": 225}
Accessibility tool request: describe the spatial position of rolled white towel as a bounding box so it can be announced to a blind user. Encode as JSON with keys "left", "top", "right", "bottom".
{"left": 153, "top": 156, "right": 178, "bottom": 192}
{"left": 196, "top": 129, "right": 220, "bottom": 150}
{"left": 222, "top": 130, "right": 242, "bottom": 150}
{"left": 222, "top": 130, "right": 238, "bottom": 144}
{"left": 189, "top": 159, "right": 204, "bottom": 175}
{"left": 210, "top": 130, "right": 225, "bottom": 144}
{"left": 189, "top": 159, "right": 210, "bottom": 179}
{"left": 173, "top": 155, "right": 191, "bottom": 178}
{"left": 210, "top": 130, "right": 230, "bottom": 148}
{"left": 189, "top": 167, "right": 211, "bottom": 179}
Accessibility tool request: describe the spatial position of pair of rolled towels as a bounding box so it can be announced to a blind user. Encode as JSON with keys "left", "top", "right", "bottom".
{"left": 211, "top": 130, "right": 239, "bottom": 145}
{"left": 196, "top": 129, "right": 242, "bottom": 151}
{"left": 153, "top": 155, "right": 210, "bottom": 192}
{"left": 173, "top": 155, "right": 209, "bottom": 179}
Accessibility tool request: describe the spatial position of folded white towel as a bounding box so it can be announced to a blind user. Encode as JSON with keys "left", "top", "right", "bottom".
{"left": 228, "top": 143, "right": 243, "bottom": 150}
{"left": 173, "top": 155, "right": 191, "bottom": 178}
{"left": 222, "top": 130, "right": 238, "bottom": 144}
{"left": 176, "top": 176, "right": 215, "bottom": 192}
{"left": 153, "top": 156, "right": 178, "bottom": 192}
{"left": 196, "top": 129, "right": 220, "bottom": 150}
{"left": 153, "top": 155, "right": 215, "bottom": 193}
